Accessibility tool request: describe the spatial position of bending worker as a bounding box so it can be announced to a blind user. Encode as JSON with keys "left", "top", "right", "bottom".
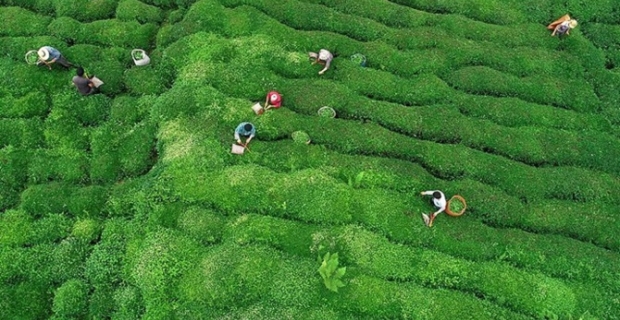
{"left": 234, "top": 122, "right": 256, "bottom": 147}
{"left": 37, "top": 46, "right": 73, "bottom": 70}
{"left": 420, "top": 190, "right": 446, "bottom": 227}
{"left": 309, "top": 49, "right": 333, "bottom": 75}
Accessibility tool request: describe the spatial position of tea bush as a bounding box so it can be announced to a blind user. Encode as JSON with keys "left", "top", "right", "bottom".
{"left": 52, "top": 279, "right": 89, "bottom": 319}
{"left": 116, "top": 0, "right": 163, "bottom": 23}
{"left": 0, "top": 6, "right": 52, "bottom": 37}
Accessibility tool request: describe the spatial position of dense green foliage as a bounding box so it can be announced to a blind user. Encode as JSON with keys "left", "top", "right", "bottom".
{"left": 1, "top": 0, "right": 619, "bottom": 319}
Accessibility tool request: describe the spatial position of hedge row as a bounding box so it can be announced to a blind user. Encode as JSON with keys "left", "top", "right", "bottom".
{"left": 116, "top": 0, "right": 163, "bottom": 24}
{"left": 170, "top": 36, "right": 619, "bottom": 177}
{"left": 338, "top": 225, "right": 578, "bottom": 318}
{"left": 52, "top": 0, "right": 118, "bottom": 22}
{"left": 28, "top": 148, "right": 90, "bottom": 184}
{"left": 283, "top": 0, "right": 560, "bottom": 48}
{"left": 19, "top": 182, "right": 110, "bottom": 218}
{"left": 48, "top": 17, "right": 157, "bottom": 49}
{"left": 0, "top": 6, "right": 52, "bottom": 37}
{"left": 446, "top": 66, "right": 599, "bottom": 112}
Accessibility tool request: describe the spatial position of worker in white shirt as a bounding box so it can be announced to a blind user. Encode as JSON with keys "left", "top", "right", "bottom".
{"left": 308, "top": 49, "right": 333, "bottom": 75}
{"left": 420, "top": 190, "right": 446, "bottom": 227}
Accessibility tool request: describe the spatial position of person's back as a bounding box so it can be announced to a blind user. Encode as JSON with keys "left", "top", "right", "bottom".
{"left": 72, "top": 67, "right": 94, "bottom": 95}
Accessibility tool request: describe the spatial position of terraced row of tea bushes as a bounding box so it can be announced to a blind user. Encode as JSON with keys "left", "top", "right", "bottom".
{"left": 116, "top": 0, "right": 164, "bottom": 24}
{"left": 249, "top": 108, "right": 620, "bottom": 207}
{"left": 248, "top": 138, "right": 620, "bottom": 252}
{"left": 172, "top": 37, "right": 620, "bottom": 176}
{"left": 304, "top": 0, "right": 561, "bottom": 49}
{"left": 446, "top": 66, "right": 599, "bottom": 112}
{"left": 223, "top": 0, "right": 580, "bottom": 78}
{"left": 173, "top": 240, "right": 529, "bottom": 319}
{"left": 222, "top": 214, "right": 600, "bottom": 318}
{"left": 0, "top": 6, "right": 51, "bottom": 37}
{"left": 48, "top": 17, "right": 157, "bottom": 49}
{"left": 19, "top": 182, "right": 109, "bottom": 218}
{"left": 454, "top": 94, "right": 614, "bottom": 133}
{"left": 52, "top": 0, "right": 118, "bottom": 22}
{"left": 204, "top": 1, "right": 567, "bottom": 78}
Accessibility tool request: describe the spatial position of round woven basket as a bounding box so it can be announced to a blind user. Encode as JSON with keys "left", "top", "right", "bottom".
{"left": 25, "top": 50, "right": 39, "bottom": 65}
{"left": 445, "top": 195, "right": 467, "bottom": 217}
{"left": 291, "top": 131, "right": 311, "bottom": 144}
{"left": 318, "top": 106, "right": 336, "bottom": 118}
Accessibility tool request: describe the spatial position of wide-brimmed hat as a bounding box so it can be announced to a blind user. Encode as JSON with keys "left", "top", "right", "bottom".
{"left": 308, "top": 52, "right": 318, "bottom": 59}
{"left": 37, "top": 47, "right": 49, "bottom": 60}
{"left": 569, "top": 19, "right": 578, "bottom": 28}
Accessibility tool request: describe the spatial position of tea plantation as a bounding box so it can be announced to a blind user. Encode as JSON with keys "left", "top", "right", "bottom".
{"left": 1, "top": 0, "right": 620, "bottom": 319}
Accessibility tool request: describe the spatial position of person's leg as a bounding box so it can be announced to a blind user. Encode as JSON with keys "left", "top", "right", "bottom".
{"left": 56, "top": 55, "right": 73, "bottom": 68}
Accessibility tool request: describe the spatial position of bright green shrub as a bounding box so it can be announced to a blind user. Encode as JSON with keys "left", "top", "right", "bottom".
{"left": 85, "top": 240, "right": 125, "bottom": 288}
{"left": 52, "top": 279, "right": 89, "bottom": 319}
{"left": 0, "top": 91, "right": 49, "bottom": 118}
{"left": 44, "top": 108, "right": 90, "bottom": 150}
{"left": 110, "top": 95, "right": 155, "bottom": 124}
{"left": 53, "top": 0, "right": 118, "bottom": 21}
{"left": 71, "top": 218, "right": 101, "bottom": 243}
{"left": 20, "top": 182, "right": 73, "bottom": 217}
{"left": 0, "top": 35, "right": 61, "bottom": 63}
{"left": 123, "top": 65, "right": 169, "bottom": 95}
{"left": 116, "top": 0, "right": 163, "bottom": 23}
{"left": 0, "top": 0, "right": 55, "bottom": 14}
{"left": 103, "top": 178, "right": 147, "bottom": 217}
{"left": 128, "top": 229, "right": 203, "bottom": 318}
{"left": 0, "top": 7, "right": 52, "bottom": 37}
{"left": 176, "top": 206, "right": 225, "bottom": 244}
{"left": 51, "top": 237, "right": 91, "bottom": 282}
{"left": 226, "top": 214, "right": 321, "bottom": 257}
{"left": 140, "top": 0, "right": 199, "bottom": 8}
{"left": 0, "top": 119, "right": 43, "bottom": 148}
{"left": 112, "top": 286, "right": 145, "bottom": 319}
{"left": 30, "top": 213, "right": 72, "bottom": 243}
{"left": 89, "top": 19, "right": 157, "bottom": 48}
{"left": 52, "top": 91, "right": 111, "bottom": 127}
{"left": 117, "top": 121, "right": 157, "bottom": 177}
{"left": 0, "top": 209, "right": 33, "bottom": 247}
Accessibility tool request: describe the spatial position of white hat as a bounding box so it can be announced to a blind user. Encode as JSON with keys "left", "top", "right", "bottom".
{"left": 37, "top": 47, "right": 49, "bottom": 60}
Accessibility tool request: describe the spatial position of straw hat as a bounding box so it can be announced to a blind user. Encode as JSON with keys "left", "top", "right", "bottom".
{"left": 308, "top": 52, "right": 318, "bottom": 59}
{"left": 569, "top": 19, "right": 578, "bottom": 29}
{"left": 37, "top": 47, "right": 49, "bottom": 60}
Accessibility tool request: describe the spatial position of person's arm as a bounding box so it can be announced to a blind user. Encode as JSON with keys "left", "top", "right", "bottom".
{"left": 551, "top": 25, "right": 560, "bottom": 36}
{"left": 234, "top": 131, "right": 241, "bottom": 144}
{"left": 420, "top": 191, "right": 434, "bottom": 196}
{"left": 318, "top": 59, "right": 331, "bottom": 75}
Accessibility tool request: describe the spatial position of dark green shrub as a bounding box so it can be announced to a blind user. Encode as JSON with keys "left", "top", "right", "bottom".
{"left": 0, "top": 6, "right": 52, "bottom": 37}
{"left": 53, "top": 0, "right": 118, "bottom": 22}
{"left": 117, "top": 121, "right": 157, "bottom": 177}
{"left": 51, "top": 237, "right": 91, "bottom": 282}
{"left": 52, "top": 279, "right": 89, "bottom": 319}
{"left": 85, "top": 241, "right": 125, "bottom": 288}
{"left": 51, "top": 91, "right": 111, "bottom": 127}
{"left": 0, "top": 91, "right": 49, "bottom": 118}
{"left": 47, "top": 16, "right": 82, "bottom": 42}
{"left": 88, "top": 285, "right": 116, "bottom": 320}
{"left": 27, "top": 148, "right": 90, "bottom": 184}
{"left": 30, "top": 213, "right": 72, "bottom": 243}
{"left": 20, "top": 182, "right": 73, "bottom": 217}
{"left": 88, "top": 19, "right": 157, "bottom": 48}
{"left": 116, "top": 0, "right": 163, "bottom": 23}
{"left": 68, "top": 186, "right": 110, "bottom": 218}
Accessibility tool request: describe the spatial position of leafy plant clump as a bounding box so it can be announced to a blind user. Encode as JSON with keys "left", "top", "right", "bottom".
{"left": 449, "top": 199, "right": 464, "bottom": 213}
{"left": 318, "top": 252, "right": 346, "bottom": 292}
